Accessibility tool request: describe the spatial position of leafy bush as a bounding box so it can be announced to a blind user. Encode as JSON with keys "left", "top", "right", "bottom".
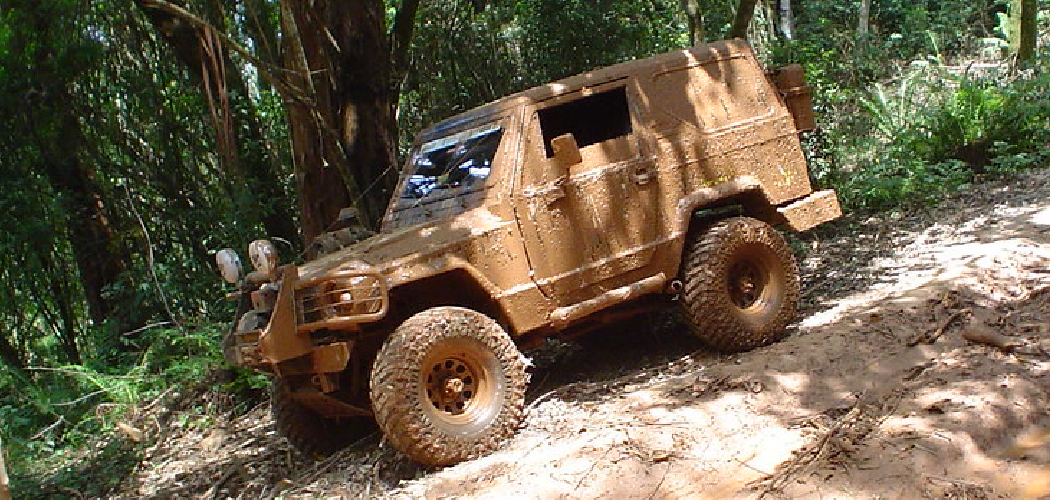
{"left": 905, "top": 77, "right": 1050, "bottom": 170}
{"left": 830, "top": 59, "right": 1050, "bottom": 212}
{"left": 0, "top": 321, "right": 264, "bottom": 494}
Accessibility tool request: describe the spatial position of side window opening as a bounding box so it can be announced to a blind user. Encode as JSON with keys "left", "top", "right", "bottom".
{"left": 538, "top": 86, "right": 632, "bottom": 158}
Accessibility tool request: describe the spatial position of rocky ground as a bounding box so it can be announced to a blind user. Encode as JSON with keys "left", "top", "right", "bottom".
{"left": 50, "top": 169, "right": 1050, "bottom": 499}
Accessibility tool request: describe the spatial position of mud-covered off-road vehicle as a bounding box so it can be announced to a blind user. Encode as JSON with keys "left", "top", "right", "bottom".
{"left": 215, "top": 39, "right": 841, "bottom": 466}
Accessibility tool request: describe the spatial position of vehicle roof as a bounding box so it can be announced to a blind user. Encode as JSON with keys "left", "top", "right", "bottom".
{"left": 415, "top": 39, "right": 751, "bottom": 143}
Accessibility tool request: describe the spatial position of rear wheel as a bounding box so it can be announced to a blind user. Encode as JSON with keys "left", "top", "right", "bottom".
{"left": 679, "top": 217, "right": 799, "bottom": 352}
{"left": 369, "top": 307, "right": 528, "bottom": 466}
{"left": 270, "top": 379, "right": 375, "bottom": 458}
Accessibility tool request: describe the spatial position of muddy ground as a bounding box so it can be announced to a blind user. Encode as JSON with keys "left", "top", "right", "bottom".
{"left": 60, "top": 169, "right": 1050, "bottom": 499}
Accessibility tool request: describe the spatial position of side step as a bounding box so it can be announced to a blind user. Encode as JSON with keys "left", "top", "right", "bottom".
{"left": 549, "top": 273, "right": 667, "bottom": 329}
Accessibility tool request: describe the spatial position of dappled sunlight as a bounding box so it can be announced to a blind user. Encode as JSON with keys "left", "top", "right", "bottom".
{"left": 393, "top": 169, "right": 1050, "bottom": 499}
{"left": 767, "top": 371, "right": 810, "bottom": 394}
{"left": 1029, "top": 206, "right": 1050, "bottom": 226}
{"left": 89, "top": 170, "right": 1050, "bottom": 499}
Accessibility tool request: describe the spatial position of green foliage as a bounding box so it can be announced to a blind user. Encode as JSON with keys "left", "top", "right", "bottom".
{"left": 857, "top": 72, "right": 928, "bottom": 141}
{"left": 0, "top": 0, "right": 288, "bottom": 382}
{"left": 839, "top": 157, "right": 973, "bottom": 211}
{"left": 13, "top": 438, "right": 142, "bottom": 499}
{"left": 833, "top": 64, "right": 1050, "bottom": 211}
{"left": 397, "top": 0, "right": 686, "bottom": 149}
{"left": 771, "top": 0, "right": 1050, "bottom": 214}
{"left": 0, "top": 322, "right": 247, "bottom": 496}
{"left": 932, "top": 74, "right": 1048, "bottom": 163}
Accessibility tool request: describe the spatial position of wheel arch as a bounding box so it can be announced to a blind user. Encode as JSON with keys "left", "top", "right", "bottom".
{"left": 386, "top": 268, "right": 515, "bottom": 335}
{"left": 669, "top": 178, "right": 785, "bottom": 280}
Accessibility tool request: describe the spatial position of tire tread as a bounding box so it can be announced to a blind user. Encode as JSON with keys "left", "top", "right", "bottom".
{"left": 370, "top": 306, "right": 527, "bottom": 466}
{"left": 679, "top": 217, "right": 800, "bottom": 352}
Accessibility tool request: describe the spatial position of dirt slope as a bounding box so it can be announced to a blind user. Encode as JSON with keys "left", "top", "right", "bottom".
{"left": 111, "top": 169, "right": 1050, "bottom": 499}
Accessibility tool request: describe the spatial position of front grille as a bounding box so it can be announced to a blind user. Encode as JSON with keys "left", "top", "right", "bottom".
{"left": 296, "top": 272, "right": 388, "bottom": 331}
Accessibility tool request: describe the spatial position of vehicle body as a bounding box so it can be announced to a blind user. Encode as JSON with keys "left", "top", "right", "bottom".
{"left": 218, "top": 39, "right": 841, "bottom": 466}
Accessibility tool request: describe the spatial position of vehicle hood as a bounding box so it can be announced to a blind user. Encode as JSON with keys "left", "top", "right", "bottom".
{"left": 297, "top": 208, "right": 513, "bottom": 283}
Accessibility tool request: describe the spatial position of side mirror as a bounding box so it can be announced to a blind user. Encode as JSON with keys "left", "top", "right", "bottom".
{"left": 550, "top": 133, "right": 582, "bottom": 172}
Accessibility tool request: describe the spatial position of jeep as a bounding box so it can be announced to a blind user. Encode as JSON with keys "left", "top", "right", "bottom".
{"left": 215, "top": 39, "right": 841, "bottom": 466}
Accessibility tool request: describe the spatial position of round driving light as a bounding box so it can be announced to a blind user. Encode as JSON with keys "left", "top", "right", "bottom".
{"left": 216, "top": 248, "right": 243, "bottom": 284}
{"left": 248, "top": 239, "right": 279, "bottom": 277}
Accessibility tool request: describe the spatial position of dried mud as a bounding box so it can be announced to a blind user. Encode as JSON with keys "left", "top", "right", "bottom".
{"left": 81, "top": 169, "right": 1050, "bottom": 499}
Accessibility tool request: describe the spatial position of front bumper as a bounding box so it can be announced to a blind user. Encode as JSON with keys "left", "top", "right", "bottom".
{"left": 226, "top": 264, "right": 388, "bottom": 369}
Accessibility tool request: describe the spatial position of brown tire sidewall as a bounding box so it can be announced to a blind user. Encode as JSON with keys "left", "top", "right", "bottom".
{"left": 369, "top": 306, "right": 527, "bottom": 466}
{"left": 680, "top": 217, "right": 799, "bottom": 352}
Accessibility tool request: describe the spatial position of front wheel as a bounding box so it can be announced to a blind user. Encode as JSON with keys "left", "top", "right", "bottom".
{"left": 369, "top": 307, "right": 528, "bottom": 466}
{"left": 679, "top": 217, "right": 800, "bottom": 352}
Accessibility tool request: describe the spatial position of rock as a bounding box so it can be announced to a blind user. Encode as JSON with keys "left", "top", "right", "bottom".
{"left": 116, "top": 422, "right": 145, "bottom": 443}
{"left": 962, "top": 325, "right": 1020, "bottom": 351}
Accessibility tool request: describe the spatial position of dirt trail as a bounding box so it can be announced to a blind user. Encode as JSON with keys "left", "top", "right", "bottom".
{"left": 109, "top": 170, "right": 1050, "bottom": 499}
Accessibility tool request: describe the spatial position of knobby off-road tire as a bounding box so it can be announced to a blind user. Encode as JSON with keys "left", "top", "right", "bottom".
{"left": 270, "top": 380, "right": 375, "bottom": 459}
{"left": 369, "top": 306, "right": 528, "bottom": 466}
{"left": 679, "top": 216, "right": 800, "bottom": 352}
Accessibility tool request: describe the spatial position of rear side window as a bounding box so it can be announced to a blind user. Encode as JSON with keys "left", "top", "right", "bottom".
{"left": 537, "top": 87, "right": 632, "bottom": 158}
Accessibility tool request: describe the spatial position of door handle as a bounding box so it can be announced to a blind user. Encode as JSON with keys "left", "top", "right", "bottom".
{"left": 546, "top": 177, "right": 567, "bottom": 205}
{"left": 632, "top": 165, "right": 653, "bottom": 184}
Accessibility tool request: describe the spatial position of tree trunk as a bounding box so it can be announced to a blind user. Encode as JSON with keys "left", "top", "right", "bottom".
{"left": 281, "top": 0, "right": 400, "bottom": 243}
{"left": 38, "top": 106, "right": 128, "bottom": 334}
{"left": 390, "top": 0, "right": 422, "bottom": 106}
{"left": 14, "top": 7, "right": 130, "bottom": 333}
{"left": 680, "top": 0, "right": 705, "bottom": 45}
{"left": 137, "top": 0, "right": 415, "bottom": 244}
{"left": 0, "top": 435, "right": 9, "bottom": 500}
{"left": 1010, "top": 0, "right": 1037, "bottom": 64}
{"left": 729, "top": 0, "right": 760, "bottom": 39}
{"left": 776, "top": 0, "right": 794, "bottom": 40}
{"left": 857, "top": 0, "right": 871, "bottom": 39}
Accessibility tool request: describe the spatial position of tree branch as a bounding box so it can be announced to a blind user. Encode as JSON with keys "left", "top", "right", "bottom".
{"left": 390, "top": 0, "right": 422, "bottom": 98}
{"left": 135, "top": 0, "right": 311, "bottom": 105}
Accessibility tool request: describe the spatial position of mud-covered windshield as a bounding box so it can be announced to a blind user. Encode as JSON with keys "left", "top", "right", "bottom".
{"left": 394, "top": 123, "right": 503, "bottom": 209}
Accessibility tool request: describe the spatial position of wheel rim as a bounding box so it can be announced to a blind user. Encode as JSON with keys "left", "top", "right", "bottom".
{"left": 728, "top": 259, "right": 766, "bottom": 308}
{"left": 419, "top": 338, "right": 500, "bottom": 432}
{"left": 426, "top": 356, "right": 479, "bottom": 415}
{"left": 727, "top": 243, "right": 783, "bottom": 316}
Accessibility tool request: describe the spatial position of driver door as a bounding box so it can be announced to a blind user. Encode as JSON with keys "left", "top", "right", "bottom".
{"left": 515, "top": 81, "right": 658, "bottom": 305}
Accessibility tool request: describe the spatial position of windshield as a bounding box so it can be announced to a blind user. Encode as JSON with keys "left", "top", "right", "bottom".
{"left": 393, "top": 123, "right": 503, "bottom": 210}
